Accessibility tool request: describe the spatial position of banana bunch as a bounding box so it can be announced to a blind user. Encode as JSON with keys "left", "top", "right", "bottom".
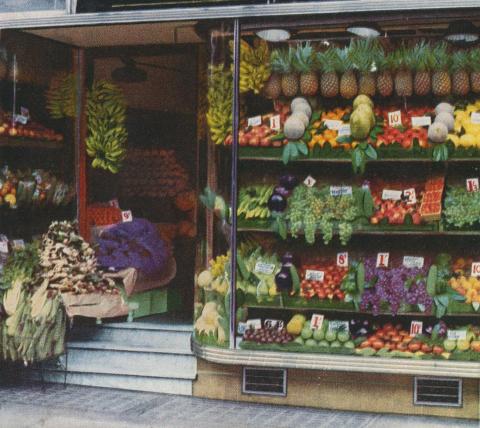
{"left": 46, "top": 73, "right": 77, "bottom": 119}
{"left": 206, "top": 65, "right": 233, "bottom": 145}
{"left": 230, "top": 39, "right": 271, "bottom": 94}
{"left": 86, "top": 80, "right": 127, "bottom": 174}
{"left": 238, "top": 185, "right": 274, "bottom": 219}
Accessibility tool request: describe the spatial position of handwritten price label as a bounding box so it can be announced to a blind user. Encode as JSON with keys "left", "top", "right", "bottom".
{"left": 447, "top": 329, "right": 467, "bottom": 340}
{"left": 305, "top": 270, "right": 325, "bottom": 282}
{"left": 337, "top": 124, "right": 351, "bottom": 137}
{"left": 403, "top": 188, "right": 417, "bottom": 205}
{"left": 471, "top": 262, "right": 480, "bottom": 277}
{"left": 376, "top": 252, "right": 390, "bottom": 268}
{"left": 410, "top": 321, "right": 423, "bottom": 336}
{"left": 12, "top": 240, "right": 25, "bottom": 250}
{"left": 269, "top": 115, "right": 281, "bottom": 131}
{"left": 388, "top": 110, "right": 402, "bottom": 127}
{"left": 470, "top": 112, "right": 480, "bottom": 124}
{"left": 304, "top": 175, "right": 316, "bottom": 187}
{"left": 324, "top": 119, "right": 343, "bottom": 130}
{"left": 310, "top": 314, "right": 324, "bottom": 330}
{"left": 328, "top": 320, "right": 349, "bottom": 333}
{"left": 411, "top": 116, "right": 431, "bottom": 127}
{"left": 382, "top": 189, "right": 402, "bottom": 200}
{"left": 330, "top": 186, "right": 352, "bottom": 196}
{"left": 264, "top": 319, "right": 284, "bottom": 330}
{"left": 466, "top": 178, "right": 479, "bottom": 192}
{"left": 0, "top": 241, "right": 8, "bottom": 253}
{"left": 246, "top": 319, "right": 262, "bottom": 330}
{"left": 337, "top": 252, "right": 349, "bottom": 267}
{"left": 121, "top": 210, "right": 133, "bottom": 222}
{"left": 254, "top": 262, "right": 275, "bottom": 275}
{"left": 247, "top": 115, "right": 262, "bottom": 127}
{"left": 403, "top": 256, "right": 424, "bottom": 269}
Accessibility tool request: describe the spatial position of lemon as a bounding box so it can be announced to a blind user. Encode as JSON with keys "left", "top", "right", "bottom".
{"left": 460, "top": 133, "right": 476, "bottom": 147}
{"left": 448, "top": 134, "right": 460, "bottom": 146}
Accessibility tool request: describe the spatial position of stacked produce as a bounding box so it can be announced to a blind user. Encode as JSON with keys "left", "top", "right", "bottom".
{"left": 299, "top": 261, "right": 347, "bottom": 301}
{"left": 443, "top": 185, "right": 480, "bottom": 229}
{"left": 242, "top": 326, "right": 294, "bottom": 345}
{"left": 46, "top": 72, "right": 77, "bottom": 119}
{"left": 0, "top": 112, "right": 63, "bottom": 143}
{"left": 449, "top": 100, "right": 480, "bottom": 148}
{"left": 309, "top": 106, "right": 350, "bottom": 149}
{"left": 0, "top": 166, "right": 74, "bottom": 209}
{"left": 449, "top": 257, "right": 480, "bottom": 304}
{"left": 237, "top": 185, "right": 274, "bottom": 220}
{"left": 207, "top": 65, "right": 233, "bottom": 146}
{"left": 119, "top": 148, "right": 190, "bottom": 198}
{"left": 419, "top": 177, "right": 445, "bottom": 222}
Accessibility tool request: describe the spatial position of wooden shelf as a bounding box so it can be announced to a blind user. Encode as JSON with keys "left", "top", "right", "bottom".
{"left": 0, "top": 136, "right": 63, "bottom": 149}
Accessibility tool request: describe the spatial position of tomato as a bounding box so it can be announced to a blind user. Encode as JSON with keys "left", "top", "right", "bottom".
{"left": 397, "top": 342, "right": 408, "bottom": 351}
{"left": 337, "top": 291, "right": 345, "bottom": 300}
{"left": 408, "top": 342, "right": 421, "bottom": 352}
{"left": 360, "top": 340, "right": 370, "bottom": 348}
{"left": 368, "top": 335, "right": 378, "bottom": 344}
{"left": 317, "top": 290, "right": 326, "bottom": 299}
{"left": 372, "top": 340, "right": 385, "bottom": 351}
{"left": 421, "top": 343, "right": 432, "bottom": 353}
{"left": 383, "top": 323, "right": 394, "bottom": 332}
{"left": 432, "top": 345, "right": 444, "bottom": 355}
{"left": 391, "top": 335, "right": 402, "bottom": 344}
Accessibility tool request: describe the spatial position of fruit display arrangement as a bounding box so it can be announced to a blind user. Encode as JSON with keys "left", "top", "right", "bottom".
{"left": 0, "top": 112, "right": 63, "bottom": 143}
{"left": 237, "top": 185, "right": 274, "bottom": 220}
{"left": 443, "top": 185, "right": 480, "bottom": 230}
{"left": 299, "top": 261, "right": 347, "bottom": 301}
{"left": 449, "top": 257, "right": 480, "bottom": 305}
{"left": 0, "top": 166, "right": 74, "bottom": 209}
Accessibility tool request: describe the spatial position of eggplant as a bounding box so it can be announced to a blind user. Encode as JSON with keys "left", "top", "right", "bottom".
{"left": 282, "top": 252, "right": 294, "bottom": 265}
{"left": 275, "top": 265, "right": 293, "bottom": 292}
{"left": 279, "top": 174, "right": 297, "bottom": 191}
{"left": 267, "top": 193, "right": 287, "bottom": 213}
{"left": 273, "top": 185, "right": 289, "bottom": 198}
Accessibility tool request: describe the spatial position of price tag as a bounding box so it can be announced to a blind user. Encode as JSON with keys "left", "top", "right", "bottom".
{"left": 12, "top": 239, "right": 25, "bottom": 250}
{"left": 108, "top": 198, "right": 120, "bottom": 208}
{"left": 14, "top": 114, "right": 28, "bottom": 125}
{"left": 310, "top": 314, "right": 324, "bottom": 330}
{"left": 388, "top": 110, "right": 402, "bottom": 127}
{"left": 338, "top": 124, "right": 351, "bottom": 137}
{"left": 447, "top": 329, "right": 467, "bottom": 340}
{"left": 121, "top": 210, "right": 133, "bottom": 222}
{"left": 376, "top": 252, "right": 390, "bottom": 268}
{"left": 403, "top": 188, "right": 417, "bottom": 205}
{"left": 410, "top": 321, "right": 423, "bottom": 336}
{"left": 337, "top": 252, "right": 349, "bottom": 268}
{"left": 304, "top": 175, "right": 316, "bottom": 188}
{"left": 0, "top": 241, "right": 8, "bottom": 253}
{"left": 269, "top": 115, "right": 281, "bottom": 131}
{"left": 254, "top": 262, "right": 275, "bottom": 275}
{"left": 470, "top": 112, "right": 480, "bottom": 124}
{"left": 264, "top": 319, "right": 284, "bottom": 330}
{"left": 411, "top": 116, "right": 431, "bottom": 127}
{"left": 237, "top": 322, "right": 247, "bottom": 335}
{"left": 328, "top": 320, "right": 349, "bottom": 333}
{"left": 247, "top": 115, "right": 262, "bottom": 127}
{"left": 403, "top": 256, "right": 424, "bottom": 269}
{"left": 330, "top": 186, "right": 352, "bottom": 196}
{"left": 382, "top": 189, "right": 402, "bottom": 201}
{"left": 471, "top": 262, "right": 480, "bottom": 277}
{"left": 245, "top": 319, "right": 262, "bottom": 330}
{"left": 20, "top": 107, "right": 30, "bottom": 119}
{"left": 324, "top": 119, "right": 343, "bottom": 130}
{"left": 305, "top": 270, "right": 325, "bottom": 282}
{"left": 466, "top": 178, "right": 479, "bottom": 192}
{"left": 473, "top": 302, "right": 480, "bottom": 311}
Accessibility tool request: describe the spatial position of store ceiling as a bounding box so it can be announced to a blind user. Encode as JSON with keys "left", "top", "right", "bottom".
{"left": 24, "top": 21, "right": 202, "bottom": 47}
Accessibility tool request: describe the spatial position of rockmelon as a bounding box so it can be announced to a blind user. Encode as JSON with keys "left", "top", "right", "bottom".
{"left": 291, "top": 97, "right": 309, "bottom": 111}
{"left": 291, "top": 111, "right": 309, "bottom": 127}
{"left": 284, "top": 116, "right": 306, "bottom": 140}
{"left": 350, "top": 110, "right": 371, "bottom": 140}
{"left": 292, "top": 102, "right": 312, "bottom": 119}
{"left": 355, "top": 103, "right": 375, "bottom": 128}
{"left": 428, "top": 122, "right": 448, "bottom": 143}
{"left": 353, "top": 94, "right": 373, "bottom": 110}
{"left": 435, "top": 111, "right": 454, "bottom": 131}
{"left": 435, "top": 102, "right": 454, "bottom": 116}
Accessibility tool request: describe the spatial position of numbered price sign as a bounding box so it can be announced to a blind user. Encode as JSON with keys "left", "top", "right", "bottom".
{"left": 264, "top": 319, "right": 284, "bottom": 330}
{"left": 337, "top": 252, "right": 348, "bottom": 268}
{"left": 121, "top": 210, "right": 133, "bottom": 222}
{"left": 466, "top": 178, "right": 479, "bottom": 193}
{"left": 403, "top": 188, "right": 417, "bottom": 205}
{"left": 269, "top": 115, "right": 281, "bottom": 131}
{"left": 388, "top": 110, "right": 402, "bottom": 127}
{"left": 247, "top": 115, "right": 262, "bottom": 127}
{"left": 471, "top": 262, "right": 480, "bottom": 278}
{"left": 310, "top": 314, "right": 324, "bottom": 330}
{"left": 304, "top": 175, "right": 316, "bottom": 187}
{"left": 376, "top": 252, "right": 390, "bottom": 268}
{"left": 410, "top": 321, "right": 423, "bottom": 337}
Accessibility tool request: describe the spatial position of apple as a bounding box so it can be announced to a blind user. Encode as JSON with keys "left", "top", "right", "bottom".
{"left": 470, "top": 340, "right": 480, "bottom": 352}
{"left": 432, "top": 345, "right": 444, "bottom": 355}
{"left": 443, "top": 339, "right": 457, "bottom": 352}
{"left": 456, "top": 339, "right": 470, "bottom": 352}
{"left": 260, "top": 137, "right": 271, "bottom": 147}
{"left": 248, "top": 136, "right": 260, "bottom": 147}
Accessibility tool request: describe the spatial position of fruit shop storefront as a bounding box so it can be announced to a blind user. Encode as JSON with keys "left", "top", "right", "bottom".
{"left": 0, "top": 0, "right": 480, "bottom": 420}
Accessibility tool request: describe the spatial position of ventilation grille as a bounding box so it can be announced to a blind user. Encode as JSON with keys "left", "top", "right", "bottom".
{"left": 414, "top": 377, "right": 462, "bottom": 407}
{"left": 242, "top": 367, "right": 287, "bottom": 396}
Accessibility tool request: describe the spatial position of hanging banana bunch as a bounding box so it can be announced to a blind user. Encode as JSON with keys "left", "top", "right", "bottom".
{"left": 86, "top": 80, "right": 128, "bottom": 174}
{"left": 46, "top": 73, "right": 78, "bottom": 119}
{"left": 206, "top": 65, "right": 233, "bottom": 146}
{"left": 229, "top": 39, "right": 271, "bottom": 94}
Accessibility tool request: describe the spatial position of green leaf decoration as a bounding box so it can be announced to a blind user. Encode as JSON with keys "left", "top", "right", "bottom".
{"left": 364, "top": 144, "right": 377, "bottom": 160}
{"left": 290, "top": 264, "right": 301, "bottom": 294}
{"left": 296, "top": 141, "right": 309, "bottom": 155}
{"left": 337, "top": 135, "right": 353, "bottom": 144}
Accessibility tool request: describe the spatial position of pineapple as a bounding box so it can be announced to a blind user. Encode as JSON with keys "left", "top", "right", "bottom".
{"left": 272, "top": 47, "right": 299, "bottom": 98}
{"left": 376, "top": 50, "right": 394, "bottom": 97}
{"left": 337, "top": 47, "right": 358, "bottom": 99}
{"left": 431, "top": 43, "right": 452, "bottom": 97}
{"left": 451, "top": 50, "right": 471, "bottom": 96}
{"left": 317, "top": 48, "right": 339, "bottom": 98}
{"left": 351, "top": 38, "right": 380, "bottom": 97}
{"left": 393, "top": 45, "right": 413, "bottom": 97}
{"left": 294, "top": 42, "right": 318, "bottom": 96}
{"left": 265, "top": 50, "right": 283, "bottom": 99}
{"left": 469, "top": 48, "right": 480, "bottom": 94}
{"left": 412, "top": 41, "right": 433, "bottom": 96}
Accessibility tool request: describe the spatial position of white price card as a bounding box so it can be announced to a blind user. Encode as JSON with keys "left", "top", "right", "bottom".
{"left": 338, "top": 124, "right": 351, "bottom": 137}
{"left": 12, "top": 239, "right": 25, "bottom": 250}
{"left": 403, "top": 188, "right": 417, "bottom": 205}
{"left": 0, "top": 241, "right": 8, "bottom": 253}
{"left": 330, "top": 186, "right": 352, "bottom": 196}
{"left": 470, "top": 112, "right": 480, "bottom": 124}
{"left": 121, "top": 210, "right": 133, "bottom": 222}
{"left": 247, "top": 115, "right": 262, "bottom": 127}
{"left": 466, "top": 178, "right": 479, "bottom": 192}
{"left": 411, "top": 116, "right": 431, "bottom": 127}
{"left": 337, "top": 252, "right": 349, "bottom": 268}
{"left": 324, "top": 119, "right": 343, "bottom": 130}
{"left": 403, "top": 256, "right": 425, "bottom": 269}
{"left": 310, "top": 314, "right": 324, "bottom": 330}
{"left": 304, "top": 175, "right": 316, "bottom": 187}
{"left": 264, "top": 319, "right": 284, "bottom": 330}
{"left": 269, "top": 115, "right": 281, "bottom": 131}
{"left": 246, "top": 319, "right": 262, "bottom": 330}
{"left": 447, "top": 329, "right": 467, "bottom": 340}
{"left": 471, "top": 262, "right": 480, "bottom": 277}
{"left": 14, "top": 114, "right": 28, "bottom": 125}
{"left": 254, "top": 262, "right": 275, "bottom": 275}
{"left": 382, "top": 189, "right": 402, "bottom": 200}
{"left": 328, "top": 320, "right": 349, "bottom": 333}
{"left": 410, "top": 321, "right": 423, "bottom": 336}
{"left": 473, "top": 302, "right": 480, "bottom": 311}
{"left": 376, "top": 252, "right": 390, "bottom": 268}
{"left": 388, "top": 110, "right": 402, "bottom": 127}
{"left": 305, "top": 270, "right": 325, "bottom": 282}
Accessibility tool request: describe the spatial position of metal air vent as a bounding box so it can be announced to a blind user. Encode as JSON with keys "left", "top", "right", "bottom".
{"left": 242, "top": 367, "right": 287, "bottom": 396}
{"left": 414, "top": 377, "right": 462, "bottom": 407}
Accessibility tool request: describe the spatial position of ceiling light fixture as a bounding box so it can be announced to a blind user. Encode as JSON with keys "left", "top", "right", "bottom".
{"left": 347, "top": 22, "right": 382, "bottom": 38}
{"left": 256, "top": 29, "right": 291, "bottom": 42}
{"left": 445, "top": 20, "right": 479, "bottom": 45}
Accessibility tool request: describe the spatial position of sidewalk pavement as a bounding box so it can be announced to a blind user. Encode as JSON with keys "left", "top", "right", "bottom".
{"left": 0, "top": 383, "right": 476, "bottom": 428}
